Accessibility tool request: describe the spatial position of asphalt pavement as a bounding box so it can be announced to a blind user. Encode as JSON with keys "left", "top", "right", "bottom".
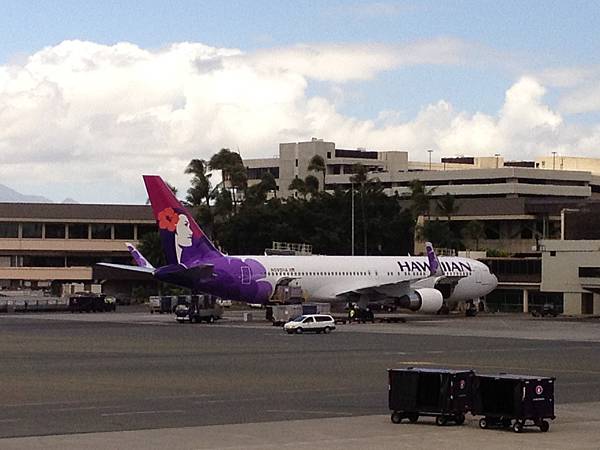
{"left": 0, "top": 310, "right": 599, "bottom": 448}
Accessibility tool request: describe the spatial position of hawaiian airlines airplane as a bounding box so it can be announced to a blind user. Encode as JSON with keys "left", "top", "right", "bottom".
{"left": 98, "top": 176, "right": 497, "bottom": 314}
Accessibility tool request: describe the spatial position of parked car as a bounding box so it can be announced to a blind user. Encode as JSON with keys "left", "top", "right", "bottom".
{"left": 283, "top": 314, "right": 336, "bottom": 334}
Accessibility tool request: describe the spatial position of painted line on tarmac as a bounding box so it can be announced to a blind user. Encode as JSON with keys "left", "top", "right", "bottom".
{"left": 266, "top": 409, "right": 354, "bottom": 416}
{"left": 100, "top": 409, "right": 185, "bottom": 417}
{"left": 0, "top": 419, "right": 20, "bottom": 423}
{"left": 197, "top": 397, "right": 268, "bottom": 404}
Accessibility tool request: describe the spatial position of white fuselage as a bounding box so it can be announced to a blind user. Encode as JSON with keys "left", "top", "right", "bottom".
{"left": 247, "top": 255, "right": 497, "bottom": 308}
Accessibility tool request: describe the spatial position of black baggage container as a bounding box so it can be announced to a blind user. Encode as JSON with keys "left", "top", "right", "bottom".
{"left": 388, "top": 368, "right": 474, "bottom": 425}
{"left": 473, "top": 374, "right": 555, "bottom": 432}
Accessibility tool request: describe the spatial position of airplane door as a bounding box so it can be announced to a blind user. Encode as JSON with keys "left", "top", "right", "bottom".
{"left": 241, "top": 266, "right": 251, "bottom": 285}
{"left": 475, "top": 267, "right": 482, "bottom": 284}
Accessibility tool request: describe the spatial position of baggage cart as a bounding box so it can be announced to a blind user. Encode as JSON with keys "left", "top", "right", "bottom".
{"left": 388, "top": 368, "right": 474, "bottom": 426}
{"left": 472, "top": 373, "right": 555, "bottom": 432}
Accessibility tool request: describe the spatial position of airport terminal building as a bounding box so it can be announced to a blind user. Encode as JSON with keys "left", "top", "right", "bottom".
{"left": 0, "top": 203, "right": 155, "bottom": 295}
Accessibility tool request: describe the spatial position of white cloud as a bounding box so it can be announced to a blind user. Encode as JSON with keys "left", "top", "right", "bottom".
{"left": 1, "top": 40, "right": 600, "bottom": 202}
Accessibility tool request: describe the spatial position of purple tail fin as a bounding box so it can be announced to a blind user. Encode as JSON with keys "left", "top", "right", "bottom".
{"left": 425, "top": 242, "right": 443, "bottom": 276}
{"left": 143, "top": 175, "right": 223, "bottom": 267}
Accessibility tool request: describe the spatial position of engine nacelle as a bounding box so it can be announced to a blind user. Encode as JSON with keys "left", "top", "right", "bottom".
{"left": 398, "top": 288, "right": 444, "bottom": 313}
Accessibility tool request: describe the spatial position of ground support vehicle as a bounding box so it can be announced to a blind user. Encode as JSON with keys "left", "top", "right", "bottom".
{"left": 266, "top": 303, "right": 331, "bottom": 326}
{"left": 473, "top": 374, "right": 555, "bottom": 432}
{"left": 389, "top": 368, "right": 474, "bottom": 426}
{"left": 68, "top": 294, "right": 116, "bottom": 312}
{"left": 175, "top": 294, "right": 223, "bottom": 324}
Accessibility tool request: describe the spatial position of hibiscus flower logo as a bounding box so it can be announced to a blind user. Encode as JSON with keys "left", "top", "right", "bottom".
{"left": 158, "top": 207, "right": 179, "bottom": 232}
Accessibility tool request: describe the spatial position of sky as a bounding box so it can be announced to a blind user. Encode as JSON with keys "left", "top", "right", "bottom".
{"left": 2, "top": 0, "right": 600, "bottom": 203}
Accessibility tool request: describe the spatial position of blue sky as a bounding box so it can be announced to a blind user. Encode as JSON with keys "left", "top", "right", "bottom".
{"left": 2, "top": 1, "right": 600, "bottom": 202}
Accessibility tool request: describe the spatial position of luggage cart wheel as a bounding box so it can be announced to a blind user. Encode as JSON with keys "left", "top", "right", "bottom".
{"left": 408, "top": 413, "right": 419, "bottom": 423}
{"left": 512, "top": 421, "right": 523, "bottom": 433}
{"left": 391, "top": 412, "right": 403, "bottom": 424}
{"left": 539, "top": 420, "right": 550, "bottom": 432}
{"left": 435, "top": 416, "right": 447, "bottom": 426}
{"left": 479, "top": 418, "right": 488, "bottom": 429}
{"left": 455, "top": 414, "right": 465, "bottom": 425}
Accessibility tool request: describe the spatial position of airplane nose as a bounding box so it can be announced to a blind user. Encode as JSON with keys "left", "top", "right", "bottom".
{"left": 491, "top": 273, "right": 498, "bottom": 289}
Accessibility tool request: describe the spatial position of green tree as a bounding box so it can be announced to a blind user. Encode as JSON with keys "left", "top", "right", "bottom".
{"left": 304, "top": 174, "right": 320, "bottom": 197}
{"left": 288, "top": 177, "right": 307, "bottom": 199}
{"left": 209, "top": 148, "right": 247, "bottom": 213}
{"left": 185, "top": 159, "right": 211, "bottom": 206}
{"left": 308, "top": 154, "right": 326, "bottom": 190}
{"left": 408, "top": 179, "right": 433, "bottom": 220}
{"left": 350, "top": 164, "right": 369, "bottom": 255}
{"left": 436, "top": 193, "right": 459, "bottom": 222}
{"left": 462, "top": 220, "right": 486, "bottom": 250}
{"left": 259, "top": 171, "right": 277, "bottom": 198}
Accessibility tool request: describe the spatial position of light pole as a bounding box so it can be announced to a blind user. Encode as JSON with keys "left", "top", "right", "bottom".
{"left": 494, "top": 153, "right": 500, "bottom": 168}
{"left": 427, "top": 149, "right": 433, "bottom": 170}
{"left": 351, "top": 181, "right": 355, "bottom": 256}
{"left": 552, "top": 151, "right": 557, "bottom": 170}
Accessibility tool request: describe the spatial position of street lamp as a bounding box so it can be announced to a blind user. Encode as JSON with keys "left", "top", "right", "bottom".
{"left": 552, "top": 151, "right": 557, "bottom": 170}
{"left": 494, "top": 153, "right": 500, "bottom": 168}
{"left": 427, "top": 149, "right": 433, "bottom": 170}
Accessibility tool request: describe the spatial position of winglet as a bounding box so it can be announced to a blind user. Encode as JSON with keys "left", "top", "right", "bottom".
{"left": 425, "top": 242, "right": 443, "bottom": 276}
{"left": 126, "top": 242, "right": 154, "bottom": 270}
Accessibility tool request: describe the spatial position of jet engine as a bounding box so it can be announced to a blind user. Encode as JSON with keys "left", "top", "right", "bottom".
{"left": 397, "top": 288, "right": 444, "bottom": 314}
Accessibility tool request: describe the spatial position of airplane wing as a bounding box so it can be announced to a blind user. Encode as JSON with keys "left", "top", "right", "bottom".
{"left": 333, "top": 275, "right": 423, "bottom": 299}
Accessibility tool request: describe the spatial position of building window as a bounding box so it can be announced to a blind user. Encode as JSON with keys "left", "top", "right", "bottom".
{"left": 114, "top": 224, "right": 134, "bottom": 240}
{"left": 579, "top": 267, "right": 600, "bottom": 278}
{"left": 0, "top": 222, "right": 18, "bottom": 238}
{"left": 45, "top": 223, "right": 66, "bottom": 239}
{"left": 327, "top": 152, "right": 331, "bottom": 159}
{"left": 91, "top": 224, "right": 112, "bottom": 239}
{"left": 22, "top": 255, "right": 65, "bottom": 267}
{"left": 295, "top": 159, "right": 298, "bottom": 167}
{"left": 68, "top": 224, "right": 89, "bottom": 239}
{"left": 22, "top": 223, "right": 42, "bottom": 239}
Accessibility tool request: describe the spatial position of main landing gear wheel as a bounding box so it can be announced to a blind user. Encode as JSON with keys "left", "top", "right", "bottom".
{"left": 436, "top": 416, "right": 447, "bottom": 426}
{"left": 479, "top": 418, "right": 488, "bottom": 429}
{"left": 391, "top": 412, "right": 403, "bottom": 424}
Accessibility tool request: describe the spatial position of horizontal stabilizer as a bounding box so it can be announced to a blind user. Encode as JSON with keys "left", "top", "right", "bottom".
{"left": 94, "top": 263, "right": 154, "bottom": 281}
{"left": 154, "top": 264, "right": 214, "bottom": 286}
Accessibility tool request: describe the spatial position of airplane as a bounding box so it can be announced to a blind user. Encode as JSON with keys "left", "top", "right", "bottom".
{"left": 97, "top": 175, "right": 498, "bottom": 315}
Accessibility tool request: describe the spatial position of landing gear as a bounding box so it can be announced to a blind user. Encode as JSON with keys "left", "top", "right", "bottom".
{"left": 465, "top": 300, "right": 478, "bottom": 317}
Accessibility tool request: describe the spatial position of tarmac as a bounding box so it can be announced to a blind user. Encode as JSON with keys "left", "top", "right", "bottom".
{"left": 0, "top": 310, "right": 599, "bottom": 449}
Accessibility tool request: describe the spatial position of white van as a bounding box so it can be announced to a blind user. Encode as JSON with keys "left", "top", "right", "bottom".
{"left": 283, "top": 314, "right": 336, "bottom": 334}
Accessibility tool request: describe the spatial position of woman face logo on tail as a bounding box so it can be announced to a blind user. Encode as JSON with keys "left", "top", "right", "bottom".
{"left": 158, "top": 207, "right": 195, "bottom": 265}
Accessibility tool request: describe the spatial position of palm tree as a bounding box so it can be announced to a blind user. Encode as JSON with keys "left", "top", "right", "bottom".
{"left": 462, "top": 220, "right": 486, "bottom": 250}
{"left": 437, "top": 193, "right": 459, "bottom": 222}
{"left": 308, "top": 154, "right": 326, "bottom": 191}
{"left": 350, "top": 164, "right": 369, "bottom": 255}
{"left": 408, "top": 179, "right": 434, "bottom": 220}
{"left": 209, "top": 148, "right": 247, "bottom": 213}
{"left": 185, "top": 159, "right": 211, "bottom": 206}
